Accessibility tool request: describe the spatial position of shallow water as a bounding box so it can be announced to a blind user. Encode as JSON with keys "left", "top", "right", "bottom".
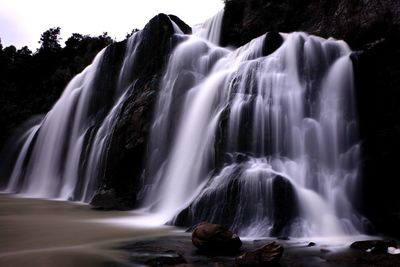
{"left": 0, "top": 193, "right": 388, "bottom": 267}
{"left": 0, "top": 194, "right": 174, "bottom": 267}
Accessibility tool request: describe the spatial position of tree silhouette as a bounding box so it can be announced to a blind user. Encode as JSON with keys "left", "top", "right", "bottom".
{"left": 38, "top": 27, "right": 61, "bottom": 53}
{"left": 126, "top": 28, "right": 139, "bottom": 38}
{"left": 0, "top": 27, "right": 114, "bottom": 149}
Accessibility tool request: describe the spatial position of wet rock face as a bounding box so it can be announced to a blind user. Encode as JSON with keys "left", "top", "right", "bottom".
{"left": 191, "top": 222, "right": 242, "bottom": 254}
{"left": 221, "top": 0, "right": 400, "bottom": 49}
{"left": 174, "top": 168, "right": 299, "bottom": 237}
{"left": 90, "top": 14, "right": 191, "bottom": 209}
{"left": 352, "top": 35, "right": 400, "bottom": 237}
{"left": 90, "top": 188, "right": 118, "bottom": 210}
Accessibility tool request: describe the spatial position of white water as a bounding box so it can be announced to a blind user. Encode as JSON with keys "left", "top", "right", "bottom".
{"left": 2, "top": 11, "right": 363, "bottom": 237}
{"left": 143, "top": 12, "right": 362, "bottom": 237}
{"left": 4, "top": 32, "right": 145, "bottom": 202}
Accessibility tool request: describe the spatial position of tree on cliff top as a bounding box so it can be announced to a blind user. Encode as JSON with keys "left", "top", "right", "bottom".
{"left": 38, "top": 27, "right": 62, "bottom": 53}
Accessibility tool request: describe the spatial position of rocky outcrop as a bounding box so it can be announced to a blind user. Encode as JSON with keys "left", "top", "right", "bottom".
{"left": 191, "top": 222, "right": 242, "bottom": 253}
{"left": 174, "top": 166, "right": 298, "bottom": 237}
{"left": 90, "top": 14, "right": 191, "bottom": 209}
{"left": 221, "top": 0, "right": 400, "bottom": 49}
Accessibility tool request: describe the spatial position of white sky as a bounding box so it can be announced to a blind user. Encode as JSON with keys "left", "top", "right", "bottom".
{"left": 0, "top": 0, "right": 224, "bottom": 50}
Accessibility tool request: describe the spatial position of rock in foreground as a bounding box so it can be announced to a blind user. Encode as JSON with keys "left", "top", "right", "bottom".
{"left": 236, "top": 241, "right": 283, "bottom": 266}
{"left": 192, "top": 222, "right": 242, "bottom": 254}
{"left": 350, "top": 240, "right": 397, "bottom": 253}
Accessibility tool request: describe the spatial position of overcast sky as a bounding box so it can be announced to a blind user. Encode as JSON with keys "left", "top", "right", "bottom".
{"left": 0, "top": 0, "right": 223, "bottom": 50}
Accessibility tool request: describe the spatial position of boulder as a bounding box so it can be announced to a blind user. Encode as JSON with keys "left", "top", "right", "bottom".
{"left": 90, "top": 188, "right": 118, "bottom": 210}
{"left": 90, "top": 187, "right": 134, "bottom": 210}
{"left": 192, "top": 222, "right": 242, "bottom": 253}
{"left": 271, "top": 176, "right": 299, "bottom": 236}
{"left": 262, "top": 31, "right": 283, "bottom": 57}
{"left": 350, "top": 240, "right": 397, "bottom": 253}
{"left": 307, "top": 242, "right": 316, "bottom": 247}
{"left": 236, "top": 241, "right": 284, "bottom": 266}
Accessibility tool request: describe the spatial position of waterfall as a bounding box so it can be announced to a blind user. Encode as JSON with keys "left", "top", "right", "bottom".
{"left": 194, "top": 10, "right": 224, "bottom": 45}
{"left": 1, "top": 11, "right": 363, "bottom": 237}
{"left": 143, "top": 13, "right": 362, "bottom": 237}
{"left": 3, "top": 32, "right": 145, "bottom": 201}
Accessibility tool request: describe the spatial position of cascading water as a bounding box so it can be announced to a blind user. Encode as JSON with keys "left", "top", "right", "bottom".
{"left": 3, "top": 32, "right": 145, "bottom": 202}
{"left": 1, "top": 10, "right": 363, "bottom": 238}
{"left": 142, "top": 12, "right": 363, "bottom": 237}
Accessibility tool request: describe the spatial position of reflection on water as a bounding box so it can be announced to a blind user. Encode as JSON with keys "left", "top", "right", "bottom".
{"left": 0, "top": 194, "right": 174, "bottom": 267}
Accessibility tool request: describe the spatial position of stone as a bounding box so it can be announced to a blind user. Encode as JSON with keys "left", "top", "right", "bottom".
{"left": 191, "top": 222, "right": 242, "bottom": 253}
{"left": 308, "top": 242, "right": 316, "bottom": 247}
{"left": 90, "top": 188, "right": 118, "bottom": 210}
{"left": 144, "top": 252, "right": 187, "bottom": 266}
{"left": 262, "top": 31, "right": 283, "bottom": 57}
{"left": 235, "top": 241, "right": 283, "bottom": 266}
{"left": 350, "top": 240, "right": 397, "bottom": 254}
{"left": 271, "top": 176, "right": 299, "bottom": 236}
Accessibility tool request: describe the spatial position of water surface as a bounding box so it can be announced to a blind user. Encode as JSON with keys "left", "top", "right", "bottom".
{"left": 0, "top": 194, "right": 173, "bottom": 267}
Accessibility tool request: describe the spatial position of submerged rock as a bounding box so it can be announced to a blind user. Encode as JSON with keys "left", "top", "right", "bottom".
{"left": 235, "top": 241, "right": 283, "bottom": 266}
{"left": 145, "top": 252, "right": 187, "bottom": 266}
{"left": 90, "top": 188, "right": 118, "bottom": 210}
{"left": 90, "top": 187, "right": 134, "bottom": 210}
{"left": 307, "top": 242, "right": 316, "bottom": 247}
{"left": 350, "top": 240, "right": 397, "bottom": 254}
{"left": 191, "top": 222, "right": 242, "bottom": 254}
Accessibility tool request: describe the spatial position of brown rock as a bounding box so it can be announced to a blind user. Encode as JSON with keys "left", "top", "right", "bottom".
{"left": 191, "top": 222, "right": 242, "bottom": 253}
{"left": 235, "top": 241, "right": 283, "bottom": 266}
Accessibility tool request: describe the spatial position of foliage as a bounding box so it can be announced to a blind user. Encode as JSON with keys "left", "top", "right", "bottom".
{"left": 39, "top": 27, "right": 62, "bottom": 53}
{"left": 126, "top": 28, "right": 140, "bottom": 38}
{"left": 0, "top": 28, "right": 114, "bottom": 149}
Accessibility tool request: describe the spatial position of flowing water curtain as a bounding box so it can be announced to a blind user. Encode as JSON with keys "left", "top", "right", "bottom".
{"left": 144, "top": 13, "right": 363, "bottom": 236}
{"left": 4, "top": 33, "right": 144, "bottom": 201}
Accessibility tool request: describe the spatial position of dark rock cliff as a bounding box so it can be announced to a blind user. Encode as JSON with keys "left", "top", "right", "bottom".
{"left": 90, "top": 14, "right": 191, "bottom": 210}
{"left": 221, "top": 0, "right": 400, "bottom": 49}
{"left": 221, "top": 0, "right": 400, "bottom": 236}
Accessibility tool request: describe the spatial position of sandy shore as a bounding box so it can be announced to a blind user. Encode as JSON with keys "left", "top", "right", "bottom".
{"left": 0, "top": 193, "right": 174, "bottom": 267}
